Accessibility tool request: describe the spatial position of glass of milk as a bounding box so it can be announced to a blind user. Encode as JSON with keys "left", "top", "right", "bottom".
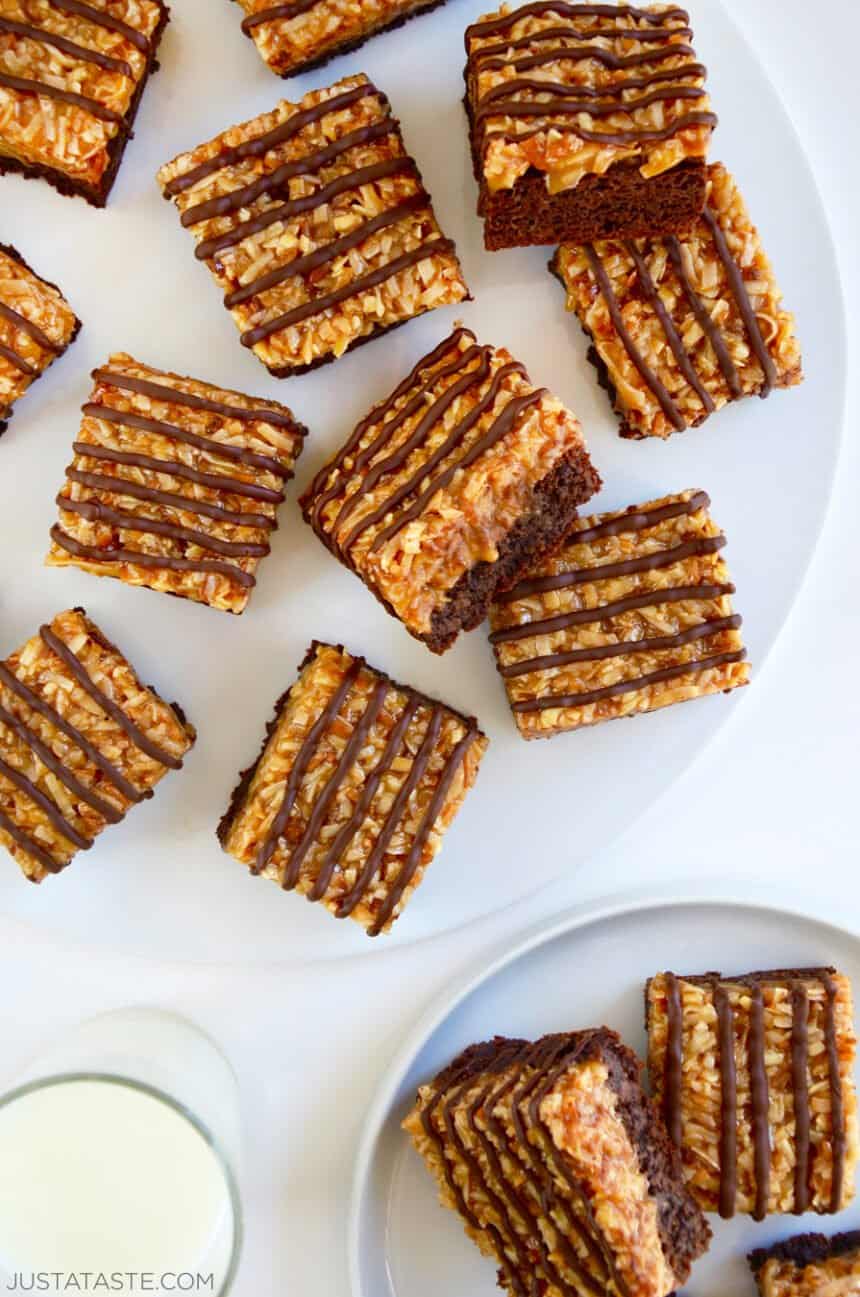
{"left": 0, "top": 1007, "right": 242, "bottom": 1295}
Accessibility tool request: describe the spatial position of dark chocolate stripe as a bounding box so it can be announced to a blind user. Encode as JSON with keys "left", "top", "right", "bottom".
{"left": 565, "top": 491, "right": 710, "bottom": 548}
{"left": 58, "top": 496, "right": 270, "bottom": 558}
{"left": 470, "top": 27, "right": 694, "bottom": 67}
{"left": 0, "top": 701, "right": 121, "bottom": 824}
{"left": 0, "top": 299, "right": 62, "bottom": 353}
{"left": 475, "top": 80, "right": 707, "bottom": 125}
{"left": 39, "top": 625, "right": 182, "bottom": 770}
{"left": 486, "top": 109, "right": 715, "bottom": 147}
{"left": 790, "top": 983, "right": 810, "bottom": 1215}
{"left": 337, "top": 708, "right": 442, "bottom": 920}
{"left": 0, "top": 71, "right": 122, "bottom": 124}
{"left": 74, "top": 434, "right": 284, "bottom": 504}
{"left": 512, "top": 649, "right": 745, "bottom": 711}
{"left": 490, "top": 582, "right": 734, "bottom": 645}
{"left": 0, "top": 16, "right": 132, "bottom": 76}
{"left": 166, "top": 82, "right": 381, "bottom": 199}
{"left": 713, "top": 981, "right": 738, "bottom": 1219}
{"left": 50, "top": 524, "right": 257, "bottom": 588}
{"left": 664, "top": 972, "right": 683, "bottom": 1146}
{"left": 748, "top": 983, "right": 770, "bottom": 1221}
{"left": 240, "top": 238, "right": 454, "bottom": 348}
{"left": 822, "top": 973, "right": 846, "bottom": 1212}
{"left": 65, "top": 469, "right": 275, "bottom": 531}
{"left": 0, "top": 807, "right": 61, "bottom": 872}
{"left": 666, "top": 237, "right": 742, "bottom": 398}
{"left": 47, "top": 0, "right": 150, "bottom": 52}
{"left": 701, "top": 207, "right": 776, "bottom": 397}
{"left": 288, "top": 680, "right": 388, "bottom": 895}
{"left": 255, "top": 661, "right": 362, "bottom": 876}
{"left": 466, "top": 3, "right": 689, "bottom": 40}
{"left": 242, "top": 0, "right": 317, "bottom": 32}
{"left": 499, "top": 615, "right": 742, "bottom": 679}
{"left": 584, "top": 246, "right": 685, "bottom": 430}
{"left": 0, "top": 752, "right": 92, "bottom": 850}
{"left": 92, "top": 367, "right": 300, "bottom": 436}
{"left": 625, "top": 241, "right": 714, "bottom": 413}
{"left": 224, "top": 193, "right": 429, "bottom": 309}
{"left": 195, "top": 154, "right": 414, "bottom": 261}
{"left": 0, "top": 662, "right": 145, "bottom": 804}
{"left": 496, "top": 535, "right": 725, "bottom": 604}
{"left": 486, "top": 48, "right": 701, "bottom": 83}
{"left": 0, "top": 340, "right": 36, "bottom": 376}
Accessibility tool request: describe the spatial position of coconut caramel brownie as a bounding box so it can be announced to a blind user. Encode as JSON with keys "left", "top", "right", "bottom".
{"left": 404, "top": 1027, "right": 711, "bottom": 1297}
{"left": 749, "top": 1232, "right": 860, "bottom": 1296}
{"left": 218, "top": 642, "right": 487, "bottom": 936}
{"left": 156, "top": 75, "right": 469, "bottom": 378}
{"left": 45, "top": 355, "right": 306, "bottom": 614}
{"left": 234, "top": 0, "right": 451, "bottom": 79}
{"left": 0, "top": 0, "right": 169, "bottom": 206}
{"left": 300, "top": 326, "right": 600, "bottom": 654}
{"left": 0, "top": 607, "right": 194, "bottom": 882}
{"left": 0, "top": 243, "right": 79, "bottom": 435}
{"left": 488, "top": 489, "right": 748, "bottom": 738}
{"left": 646, "top": 969, "right": 859, "bottom": 1220}
{"left": 551, "top": 162, "right": 802, "bottom": 439}
{"left": 464, "top": 1, "right": 715, "bottom": 250}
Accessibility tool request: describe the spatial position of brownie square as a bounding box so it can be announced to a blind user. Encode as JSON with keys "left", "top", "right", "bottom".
{"left": 0, "top": 607, "right": 194, "bottom": 882}
{"left": 0, "top": 242, "right": 80, "bottom": 434}
{"left": 646, "top": 969, "right": 859, "bottom": 1219}
{"left": 551, "top": 162, "right": 802, "bottom": 438}
{"left": 749, "top": 1232, "right": 860, "bottom": 1295}
{"left": 217, "top": 641, "right": 487, "bottom": 936}
{"left": 46, "top": 354, "right": 306, "bottom": 614}
{"left": 489, "top": 488, "right": 748, "bottom": 737}
{"left": 300, "top": 325, "right": 600, "bottom": 653}
{"left": 233, "top": 0, "right": 451, "bottom": 79}
{"left": 403, "top": 1027, "right": 711, "bottom": 1297}
{"left": 464, "top": 1, "right": 715, "bottom": 250}
{"left": 0, "top": 0, "right": 169, "bottom": 206}
{"left": 156, "top": 74, "right": 469, "bottom": 378}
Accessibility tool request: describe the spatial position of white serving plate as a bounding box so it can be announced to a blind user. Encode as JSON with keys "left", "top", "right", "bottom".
{"left": 0, "top": 0, "right": 845, "bottom": 962}
{"left": 349, "top": 896, "right": 860, "bottom": 1297}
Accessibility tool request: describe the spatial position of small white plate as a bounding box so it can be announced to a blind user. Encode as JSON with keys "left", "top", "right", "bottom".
{"left": 350, "top": 896, "right": 860, "bottom": 1296}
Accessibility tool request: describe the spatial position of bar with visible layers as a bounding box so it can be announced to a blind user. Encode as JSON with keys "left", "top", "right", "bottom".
{"left": 749, "top": 1232, "right": 860, "bottom": 1296}
{"left": 0, "top": 243, "right": 79, "bottom": 434}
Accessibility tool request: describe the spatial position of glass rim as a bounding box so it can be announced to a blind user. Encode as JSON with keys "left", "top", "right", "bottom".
{"left": 0, "top": 1070, "right": 243, "bottom": 1296}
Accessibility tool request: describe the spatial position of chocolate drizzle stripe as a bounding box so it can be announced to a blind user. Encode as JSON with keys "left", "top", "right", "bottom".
{"left": 0, "top": 807, "right": 61, "bottom": 872}
{"left": 584, "top": 246, "right": 685, "bottom": 430}
{"left": 465, "top": 3, "right": 690, "bottom": 40}
{"left": 499, "top": 614, "right": 741, "bottom": 679}
{"left": 166, "top": 82, "right": 381, "bottom": 199}
{"left": 65, "top": 469, "right": 275, "bottom": 531}
{"left": 224, "top": 193, "right": 429, "bottom": 308}
{"left": 475, "top": 80, "right": 707, "bottom": 124}
{"left": 58, "top": 496, "right": 270, "bottom": 558}
{"left": 664, "top": 972, "right": 683, "bottom": 1146}
{"left": 0, "top": 299, "right": 62, "bottom": 353}
{"left": 822, "top": 973, "right": 847, "bottom": 1211}
{"left": 46, "top": 0, "right": 150, "bottom": 52}
{"left": 0, "top": 752, "right": 92, "bottom": 849}
{"left": 242, "top": 0, "right": 318, "bottom": 33}
{"left": 0, "top": 662, "right": 145, "bottom": 805}
{"left": 790, "top": 984, "right": 810, "bottom": 1214}
{"left": 255, "top": 661, "right": 363, "bottom": 876}
{"left": 511, "top": 648, "right": 746, "bottom": 711}
{"left": 74, "top": 432, "right": 285, "bottom": 504}
{"left": 0, "top": 339, "right": 36, "bottom": 376}
{"left": 0, "top": 701, "right": 121, "bottom": 825}
{"left": 490, "top": 582, "right": 734, "bottom": 644}
{"left": 713, "top": 982, "right": 738, "bottom": 1219}
{"left": 497, "top": 534, "right": 725, "bottom": 603}
{"left": 701, "top": 207, "right": 776, "bottom": 397}
{"left": 288, "top": 681, "right": 388, "bottom": 896}
{"left": 565, "top": 491, "right": 710, "bottom": 547}
{"left": 483, "top": 108, "right": 715, "bottom": 147}
{"left": 50, "top": 524, "right": 257, "bottom": 588}
{"left": 666, "top": 238, "right": 742, "bottom": 398}
{"left": 91, "top": 368, "right": 301, "bottom": 437}
{"left": 195, "top": 155, "right": 415, "bottom": 262}
{"left": 483, "top": 48, "right": 701, "bottom": 83}
{"left": 39, "top": 625, "right": 183, "bottom": 771}
{"left": 0, "top": 16, "right": 133, "bottom": 76}
{"left": 369, "top": 722, "right": 475, "bottom": 936}
{"left": 0, "top": 71, "right": 122, "bottom": 124}
{"left": 748, "top": 983, "right": 770, "bottom": 1221}
{"left": 338, "top": 708, "right": 442, "bottom": 920}
{"left": 625, "top": 241, "right": 714, "bottom": 413}
{"left": 240, "top": 238, "right": 455, "bottom": 348}
{"left": 470, "top": 27, "right": 694, "bottom": 66}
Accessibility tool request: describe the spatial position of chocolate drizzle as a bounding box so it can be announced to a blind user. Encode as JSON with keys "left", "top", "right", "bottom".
{"left": 664, "top": 972, "right": 683, "bottom": 1147}
{"left": 499, "top": 615, "right": 741, "bottom": 679}
{"left": 0, "top": 806, "right": 62, "bottom": 873}
{"left": 57, "top": 496, "right": 270, "bottom": 558}
{"left": 713, "top": 982, "right": 737, "bottom": 1219}
{"left": 747, "top": 984, "right": 770, "bottom": 1221}
{"left": 0, "top": 299, "right": 62, "bottom": 354}
{"left": 0, "top": 16, "right": 133, "bottom": 76}
{"left": 511, "top": 648, "right": 745, "bottom": 709}
{"left": 0, "top": 340, "right": 36, "bottom": 376}
{"left": 50, "top": 525, "right": 258, "bottom": 588}
{"left": 241, "top": 0, "right": 317, "bottom": 33}
{"left": 0, "top": 751, "right": 92, "bottom": 850}
{"left": 470, "top": 27, "right": 694, "bottom": 69}
{"left": 625, "top": 241, "right": 714, "bottom": 413}
{"left": 566, "top": 491, "right": 709, "bottom": 546}
{"left": 490, "top": 583, "right": 735, "bottom": 645}
{"left": 465, "top": 3, "right": 690, "bottom": 41}
{"left": 822, "top": 972, "right": 847, "bottom": 1211}
{"left": 790, "top": 983, "right": 810, "bottom": 1214}
{"left": 0, "top": 71, "right": 122, "bottom": 124}
{"left": 47, "top": 0, "right": 151, "bottom": 52}
{"left": 90, "top": 368, "right": 301, "bottom": 436}
{"left": 665, "top": 237, "right": 742, "bottom": 397}
{"left": 74, "top": 431, "right": 285, "bottom": 503}
{"left": 0, "top": 699, "right": 121, "bottom": 825}
{"left": 64, "top": 468, "right": 275, "bottom": 531}
{"left": 701, "top": 207, "right": 776, "bottom": 397}
{"left": 475, "top": 79, "right": 707, "bottom": 125}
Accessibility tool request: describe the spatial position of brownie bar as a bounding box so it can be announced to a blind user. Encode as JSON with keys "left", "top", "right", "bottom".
{"left": 0, "top": 0, "right": 169, "bottom": 206}
{"left": 0, "top": 242, "right": 80, "bottom": 434}
{"left": 45, "top": 354, "right": 306, "bottom": 614}
{"left": 218, "top": 642, "right": 487, "bottom": 936}
{"left": 403, "top": 1027, "right": 711, "bottom": 1297}
{"left": 489, "top": 488, "right": 748, "bottom": 737}
{"left": 0, "top": 607, "right": 194, "bottom": 882}
{"left": 300, "top": 325, "right": 601, "bottom": 653}
{"left": 646, "top": 969, "right": 859, "bottom": 1219}
{"left": 233, "top": 0, "right": 451, "bottom": 79}
{"left": 551, "top": 162, "right": 802, "bottom": 438}
{"left": 156, "top": 74, "right": 469, "bottom": 378}
{"left": 749, "top": 1232, "right": 860, "bottom": 1295}
{"left": 464, "top": 1, "right": 715, "bottom": 250}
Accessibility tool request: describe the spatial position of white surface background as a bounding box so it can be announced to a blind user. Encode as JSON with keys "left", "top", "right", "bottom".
{"left": 0, "top": 1, "right": 858, "bottom": 1294}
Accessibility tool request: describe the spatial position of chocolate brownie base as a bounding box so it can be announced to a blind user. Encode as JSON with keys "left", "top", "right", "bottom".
{"left": 749, "top": 1231, "right": 860, "bottom": 1274}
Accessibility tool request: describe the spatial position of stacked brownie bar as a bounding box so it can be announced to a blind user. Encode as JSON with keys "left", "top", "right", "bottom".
{"left": 749, "top": 1232, "right": 860, "bottom": 1296}
{"left": 0, "top": 242, "right": 79, "bottom": 433}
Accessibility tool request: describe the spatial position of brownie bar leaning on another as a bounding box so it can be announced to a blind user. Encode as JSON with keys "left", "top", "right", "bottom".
{"left": 749, "top": 1232, "right": 860, "bottom": 1296}
{"left": 0, "top": 243, "right": 80, "bottom": 435}
{"left": 157, "top": 74, "right": 469, "bottom": 377}
{"left": 404, "top": 1027, "right": 711, "bottom": 1297}
{"left": 301, "top": 325, "right": 600, "bottom": 653}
